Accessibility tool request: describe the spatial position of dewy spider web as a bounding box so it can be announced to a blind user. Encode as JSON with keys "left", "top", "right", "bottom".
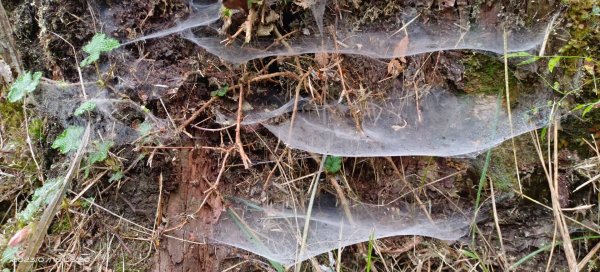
{"left": 114, "top": 0, "right": 557, "bottom": 266}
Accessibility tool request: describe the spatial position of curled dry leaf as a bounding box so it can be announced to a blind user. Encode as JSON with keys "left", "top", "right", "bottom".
{"left": 8, "top": 227, "right": 31, "bottom": 247}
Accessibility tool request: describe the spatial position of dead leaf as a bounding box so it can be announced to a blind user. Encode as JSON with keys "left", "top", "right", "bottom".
{"left": 393, "top": 35, "right": 410, "bottom": 62}
{"left": 315, "top": 52, "right": 329, "bottom": 67}
{"left": 0, "top": 59, "right": 13, "bottom": 84}
{"left": 294, "top": 0, "right": 316, "bottom": 9}
{"left": 387, "top": 59, "right": 404, "bottom": 77}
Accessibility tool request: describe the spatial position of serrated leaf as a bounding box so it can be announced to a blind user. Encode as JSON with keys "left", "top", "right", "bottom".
{"left": 324, "top": 156, "right": 342, "bottom": 174}
{"left": 505, "top": 51, "right": 533, "bottom": 58}
{"left": 18, "top": 178, "right": 63, "bottom": 223}
{"left": 548, "top": 56, "right": 561, "bottom": 72}
{"left": 211, "top": 84, "right": 229, "bottom": 97}
{"left": 7, "top": 71, "right": 42, "bottom": 102}
{"left": 517, "top": 56, "right": 541, "bottom": 66}
{"left": 74, "top": 101, "right": 97, "bottom": 116}
{"left": 80, "top": 33, "right": 120, "bottom": 67}
{"left": 88, "top": 141, "right": 114, "bottom": 165}
{"left": 1, "top": 245, "right": 20, "bottom": 264}
{"left": 52, "top": 126, "right": 84, "bottom": 154}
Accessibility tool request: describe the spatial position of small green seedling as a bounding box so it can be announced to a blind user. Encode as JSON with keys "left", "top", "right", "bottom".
{"left": 211, "top": 84, "right": 229, "bottom": 97}
{"left": 85, "top": 140, "right": 114, "bottom": 177}
{"left": 52, "top": 126, "right": 84, "bottom": 154}
{"left": 74, "top": 101, "right": 97, "bottom": 116}
{"left": 325, "top": 156, "right": 342, "bottom": 174}
{"left": 7, "top": 71, "right": 42, "bottom": 102}
{"left": 80, "top": 33, "right": 120, "bottom": 67}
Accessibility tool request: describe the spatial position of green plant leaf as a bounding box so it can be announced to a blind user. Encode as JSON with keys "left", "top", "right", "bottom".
{"left": 7, "top": 71, "right": 42, "bottom": 102}
{"left": 80, "top": 33, "right": 120, "bottom": 67}
{"left": 109, "top": 171, "right": 124, "bottom": 183}
{"left": 582, "top": 104, "right": 596, "bottom": 117}
{"left": 324, "top": 156, "right": 342, "bottom": 174}
{"left": 1, "top": 245, "right": 20, "bottom": 264}
{"left": 138, "top": 120, "right": 154, "bottom": 137}
{"left": 517, "top": 56, "right": 541, "bottom": 66}
{"left": 18, "top": 178, "right": 63, "bottom": 223}
{"left": 548, "top": 56, "right": 561, "bottom": 72}
{"left": 505, "top": 51, "right": 532, "bottom": 58}
{"left": 52, "top": 126, "right": 85, "bottom": 154}
{"left": 211, "top": 84, "right": 229, "bottom": 97}
{"left": 88, "top": 141, "right": 114, "bottom": 165}
{"left": 74, "top": 101, "right": 97, "bottom": 116}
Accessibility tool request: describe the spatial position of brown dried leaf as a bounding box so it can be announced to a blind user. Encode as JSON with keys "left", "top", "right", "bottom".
{"left": 315, "top": 52, "right": 330, "bottom": 67}
{"left": 387, "top": 59, "right": 404, "bottom": 77}
{"left": 393, "top": 35, "right": 410, "bottom": 61}
{"left": 295, "top": 0, "right": 316, "bottom": 9}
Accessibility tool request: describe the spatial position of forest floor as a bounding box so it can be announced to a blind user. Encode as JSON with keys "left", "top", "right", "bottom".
{"left": 1, "top": 0, "right": 599, "bottom": 271}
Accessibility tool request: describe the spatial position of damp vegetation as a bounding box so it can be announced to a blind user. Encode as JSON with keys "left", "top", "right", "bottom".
{"left": 1, "top": 0, "right": 600, "bottom": 271}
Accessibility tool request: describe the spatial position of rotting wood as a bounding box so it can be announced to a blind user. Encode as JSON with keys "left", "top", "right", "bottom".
{"left": 152, "top": 137, "right": 225, "bottom": 272}
{"left": 0, "top": 0, "right": 23, "bottom": 74}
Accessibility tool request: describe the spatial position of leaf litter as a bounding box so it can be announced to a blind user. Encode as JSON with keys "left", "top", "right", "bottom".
{"left": 3, "top": 0, "right": 566, "bottom": 268}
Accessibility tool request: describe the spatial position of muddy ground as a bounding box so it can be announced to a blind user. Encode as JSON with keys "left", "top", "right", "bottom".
{"left": 1, "top": 0, "right": 599, "bottom": 271}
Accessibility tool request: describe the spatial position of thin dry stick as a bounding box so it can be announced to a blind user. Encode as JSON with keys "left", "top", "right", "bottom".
{"left": 577, "top": 242, "right": 600, "bottom": 270}
{"left": 17, "top": 124, "right": 91, "bottom": 272}
{"left": 385, "top": 157, "right": 434, "bottom": 224}
{"left": 551, "top": 118, "right": 578, "bottom": 272}
{"left": 22, "top": 107, "right": 43, "bottom": 181}
{"left": 295, "top": 154, "right": 327, "bottom": 272}
{"left": 235, "top": 85, "right": 251, "bottom": 169}
{"left": 503, "top": 29, "right": 523, "bottom": 194}
{"left": 178, "top": 96, "right": 217, "bottom": 132}
{"left": 287, "top": 71, "right": 310, "bottom": 141}
{"left": 489, "top": 177, "right": 507, "bottom": 268}
{"left": 546, "top": 222, "right": 558, "bottom": 272}
{"left": 329, "top": 176, "right": 355, "bottom": 225}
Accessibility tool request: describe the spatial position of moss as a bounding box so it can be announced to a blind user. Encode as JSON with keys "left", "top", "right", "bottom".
{"left": 560, "top": 0, "right": 600, "bottom": 56}
{"left": 0, "top": 100, "right": 24, "bottom": 129}
{"left": 49, "top": 213, "right": 72, "bottom": 234}
{"left": 463, "top": 54, "right": 520, "bottom": 104}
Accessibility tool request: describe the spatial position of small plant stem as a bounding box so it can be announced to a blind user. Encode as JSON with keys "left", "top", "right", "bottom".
{"left": 503, "top": 29, "right": 522, "bottom": 195}
{"left": 235, "top": 84, "right": 251, "bottom": 168}
{"left": 489, "top": 177, "right": 507, "bottom": 268}
{"left": 295, "top": 154, "right": 326, "bottom": 272}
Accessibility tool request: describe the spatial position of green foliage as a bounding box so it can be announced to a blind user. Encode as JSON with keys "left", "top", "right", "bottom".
{"left": 1, "top": 245, "right": 19, "bottom": 264}
{"left": 84, "top": 140, "right": 114, "bottom": 176}
{"left": 548, "top": 56, "right": 561, "bottom": 72}
{"left": 324, "top": 156, "right": 342, "bottom": 174}
{"left": 52, "top": 126, "right": 84, "bottom": 154}
{"left": 28, "top": 118, "right": 44, "bottom": 140}
{"left": 138, "top": 121, "right": 154, "bottom": 137}
{"left": 80, "top": 33, "right": 120, "bottom": 67}
{"left": 109, "top": 171, "right": 124, "bottom": 183}
{"left": 574, "top": 99, "right": 600, "bottom": 117}
{"left": 247, "top": 0, "right": 262, "bottom": 9}
{"left": 74, "top": 101, "right": 97, "bottom": 116}
{"left": 88, "top": 141, "right": 113, "bottom": 165}
{"left": 211, "top": 84, "right": 229, "bottom": 97}
{"left": 7, "top": 71, "right": 42, "bottom": 102}
{"left": 365, "top": 232, "right": 375, "bottom": 272}
{"left": 18, "top": 178, "right": 63, "bottom": 223}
